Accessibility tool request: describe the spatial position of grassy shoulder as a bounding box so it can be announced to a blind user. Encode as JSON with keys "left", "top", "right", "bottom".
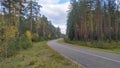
{"left": 0, "top": 41, "right": 79, "bottom": 68}
{"left": 59, "top": 39, "right": 120, "bottom": 54}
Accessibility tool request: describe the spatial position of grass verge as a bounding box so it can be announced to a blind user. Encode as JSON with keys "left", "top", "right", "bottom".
{"left": 0, "top": 41, "right": 79, "bottom": 68}
{"left": 59, "top": 39, "right": 120, "bottom": 55}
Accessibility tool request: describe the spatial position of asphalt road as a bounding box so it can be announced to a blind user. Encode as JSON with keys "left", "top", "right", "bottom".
{"left": 48, "top": 39, "right": 120, "bottom": 68}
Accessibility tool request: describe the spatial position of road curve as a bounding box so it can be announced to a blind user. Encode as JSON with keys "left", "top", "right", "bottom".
{"left": 47, "top": 39, "right": 120, "bottom": 68}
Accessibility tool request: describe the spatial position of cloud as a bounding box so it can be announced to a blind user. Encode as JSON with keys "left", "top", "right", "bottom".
{"left": 38, "top": 0, "right": 59, "bottom": 4}
{"left": 37, "top": 0, "right": 70, "bottom": 34}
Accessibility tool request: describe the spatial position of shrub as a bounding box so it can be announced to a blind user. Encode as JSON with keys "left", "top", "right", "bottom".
{"left": 5, "top": 26, "right": 18, "bottom": 39}
{"left": 19, "top": 35, "right": 32, "bottom": 49}
{"left": 40, "top": 36, "right": 49, "bottom": 41}
{"left": 32, "top": 33, "right": 39, "bottom": 42}
{"left": 0, "top": 39, "right": 19, "bottom": 57}
{"left": 1, "top": 34, "right": 32, "bottom": 58}
{"left": 26, "top": 30, "right": 32, "bottom": 40}
{"left": 7, "top": 39, "right": 19, "bottom": 57}
{"left": 0, "top": 30, "right": 32, "bottom": 58}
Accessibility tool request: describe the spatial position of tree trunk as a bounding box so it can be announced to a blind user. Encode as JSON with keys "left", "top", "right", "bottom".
{"left": 19, "top": 1, "right": 22, "bottom": 36}
{"left": 30, "top": 0, "right": 33, "bottom": 32}
{"left": 8, "top": 0, "right": 11, "bottom": 26}
{"left": 108, "top": 1, "right": 112, "bottom": 42}
{"left": 89, "top": 0, "right": 93, "bottom": 41}
{"left": 97, "top": 0, "right": 103, "bottom": 41}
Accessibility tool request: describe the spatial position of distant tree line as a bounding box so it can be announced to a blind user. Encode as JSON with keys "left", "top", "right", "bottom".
{"left": 67, "top": 0, "right": 120, "bottom": 42}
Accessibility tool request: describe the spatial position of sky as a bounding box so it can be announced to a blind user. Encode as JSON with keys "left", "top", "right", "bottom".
{"left": 37, "top": 0, "right": 70, "bottom": 34}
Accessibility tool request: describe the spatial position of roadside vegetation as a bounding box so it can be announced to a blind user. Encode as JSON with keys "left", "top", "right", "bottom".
{"left": 0, "top": 41, "right": 79, "bottom": 68}
{"left": 62, "top": 38, "right": 120, "bottom": 54}
{"left": 64, "top": 38, "right": 120, "bottom": 49}
{"left": 0, "top": 0, "right": 61, "bottom": 61}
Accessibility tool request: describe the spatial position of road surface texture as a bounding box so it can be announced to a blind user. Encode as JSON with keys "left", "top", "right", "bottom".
{"left": 48, "top": 39, "right": 120, "bottom": 68}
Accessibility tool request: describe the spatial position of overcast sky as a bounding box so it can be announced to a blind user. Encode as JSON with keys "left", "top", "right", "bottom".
{"left": 37, "top": 0, "right": 70, "bottom": 34}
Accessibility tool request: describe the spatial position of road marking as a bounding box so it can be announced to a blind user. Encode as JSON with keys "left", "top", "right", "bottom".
{"left": 55, "top": 42, "right": 120, "bottom": 63}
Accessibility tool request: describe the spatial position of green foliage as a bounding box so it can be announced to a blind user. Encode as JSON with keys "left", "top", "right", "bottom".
{"left": 0, "top": 35, "right": 32, "bottom": 58}
{"left": 5, "top": 26, "right": 18, "bottom": 39}
{"left": 40, "top": 36, "right": 49, "bottom": 41}
{"left": 92, "top": 42, "right": 120, "bottom": 49}
{"left": 0, "top": 42, "right": 79, "bottom": 68}
{"left": 32, "top": 33, "right": 39, "bottom": 42}
{"left": 6, "top": 39, "right": 19, "bottom": 57}
{"left": 0, "top": 0, "right": 61, "bottom": 60}
{"left": 0, "top": 39, "right": 19, "bottom": 57}
{"left": 64, "top": 38, "right": 120, "bottom": 49}
{"left": 19, "top": 35, "right": 32, "bottom": 49}
{"left": 32, "top": 33, "right": 50, "bottom": 42}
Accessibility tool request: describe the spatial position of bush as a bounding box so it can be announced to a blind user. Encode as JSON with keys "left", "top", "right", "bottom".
{"left": 26, "top": 30, "right": 32, "bottom": 40}
{"left": 0, "top": 39, "right": 19, "bottom": 57}
{"left": 32, "top": 33, "right": 40, "bottom": 42}
{"left": 40, "top": 36, "right": 48, "bottom": 41}
{"left": 32, "top": 33, "right": 50, "bottom": 42}
{"left": 0, "top": 34, "right": 32, "bottom": 58}
{"left": 5, "top": 26, "right": 18, "bottom": 39}
{"left": 7, "top": 39, "right": 19, "bottom": 57}
{"left": 19, "top": 35, "right": 32, "bottom": 49}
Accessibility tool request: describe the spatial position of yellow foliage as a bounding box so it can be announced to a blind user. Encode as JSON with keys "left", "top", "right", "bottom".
{"left": 48, "top": 34, "right": 51, "bottom": 38}
{"left": 32, "top": 33, "right": 39, "bottom": 42}
{"left": 32, "top": 33, "right": 39, "bottom": 37}
{"left": 5, "top": 26, "right": 18, "bottom": 39}
{"left": 26, "top": 30, "right": 32, "bottom": 40}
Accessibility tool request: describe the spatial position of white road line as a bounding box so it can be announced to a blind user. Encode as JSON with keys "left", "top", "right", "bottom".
{"left": 56, "top": 43, "right": 120, "bottom": 63}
